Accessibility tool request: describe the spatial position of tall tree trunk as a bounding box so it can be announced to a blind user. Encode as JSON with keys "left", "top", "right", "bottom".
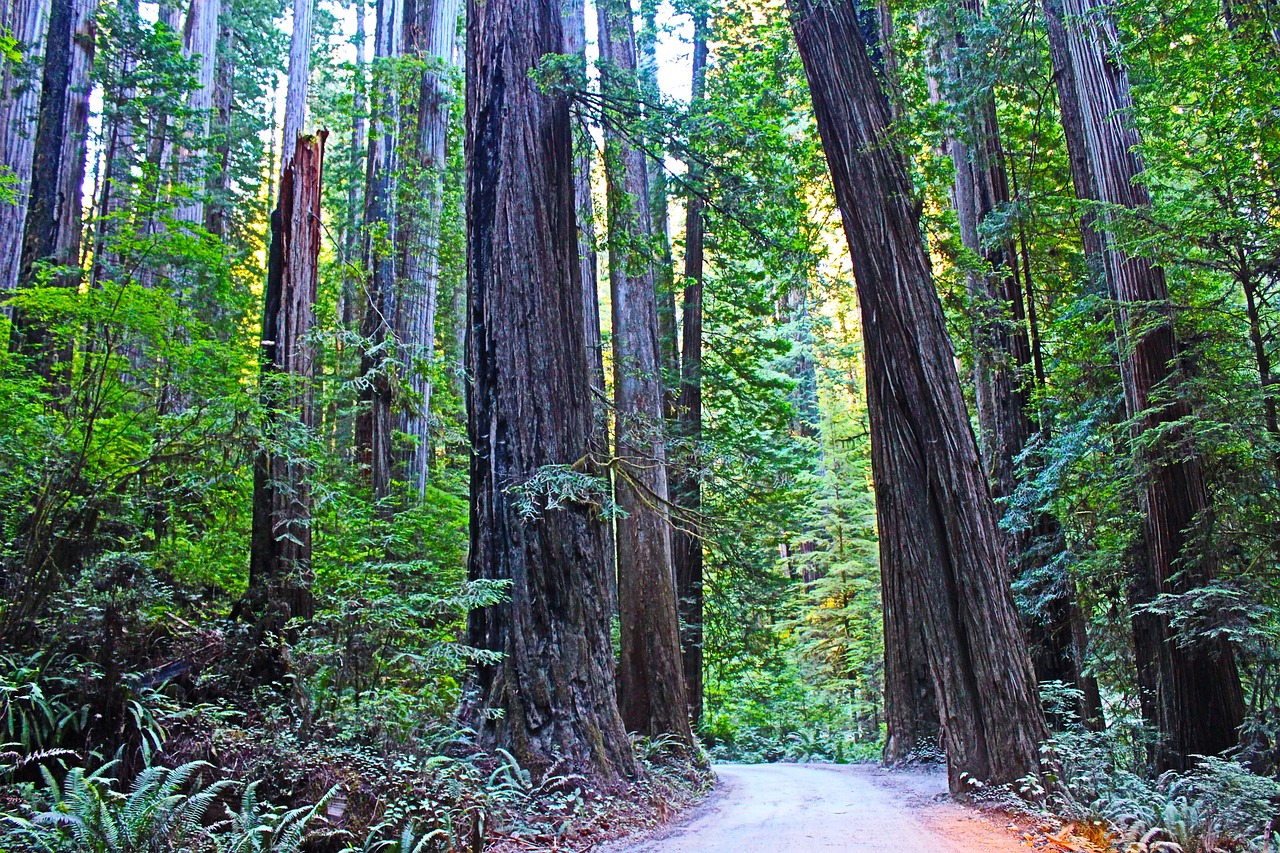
{"left": 788, "top": 0, "right": 1046, "bottom": 791}
{"left": 204, "top": 13, "right": 236, "bottom": 240}
{"left": 863, "top": 1, "right": 942, "bottom": 764}
{"left": 10, "top": 0, "right": 95, "bottom": 376}
{"left": 927, "top": 0, "right": 1095, "bottom": 725}
{"left": 1041, "top": 0, "right": 1106, "bottom": 283}
{"left": 561, "top": 0, "right": 613, "bottom": 604}
{"left": 638, "top": 0, "right": 678, "bottom": 405}
{"left": 672, "top": 3, "right": 708, "bottom": 728}
{"left": 0, "top": 0, "right": 50, "bottom": 303}
{"left": 247, "top": 132, "right": 326, "bottom": 628}
{"left": 357, "top": 0, "right": 402, "bottom": 504}
{"left": 1053, "top": 0, "right": 1244, "bottom": 769}
{"left": 597, "top": 0, "right": 692, "bottom": 744}
{"left": 341, "top": 0, "right": 367, "bottom": 334}
{"left": 90, "top": 0, "right": 140, "bottom": 291}
{"left": 396, "top": 0, "right": 460, "bottom": 496}
{"left": 465, "top": 0, "right": 634, "bottom": 781}
{"left": 174, "top": 0, "right": 221, "bottom": 225}
{"left": 281, "top": 0, "right": 313, "bottom": 165}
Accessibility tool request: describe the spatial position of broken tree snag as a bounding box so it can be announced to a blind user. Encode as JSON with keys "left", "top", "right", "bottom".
{"left": 465, "top": 0, "right": 635, "bottom": 782}
{"left": 248, "top": 132, "right": 327, "bottom": 627}
{"left": 787, "top": 0, "right": 1046, "bottom": 791}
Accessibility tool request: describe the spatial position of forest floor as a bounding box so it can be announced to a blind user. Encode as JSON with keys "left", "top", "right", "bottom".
{"left": 599, "top": 762, "right": 1104, "bottom": 852}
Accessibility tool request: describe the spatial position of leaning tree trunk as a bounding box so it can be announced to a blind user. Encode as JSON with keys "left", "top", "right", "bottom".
{"left": 0, "top": 0, "right": 50, "bottom": 303}
{"left": 788, "top": 0, "right": 1046, "bottom": 791}
{"left": 357, "top": 0, "right": 403, "bottom": 504}
{"left": 174, "top": 0, "right": 221, "bottom": 225}
{"left": 1054, "top": 0, "right": 1244, "bottom": 769}
{"left": 11, "top": 0, "right": 95, "bottom": 377}
{"left": 465, "top": 0, "right": 635, "bottom": 782}
{"left": 247, "top": 132, "right": 326, "bottom": 628}
{"left": 597, "top": 0, "right": 692, "bottom": 744}
{"left": 395, "top": 0, "right": 461, "bottom": 496}
{"left": 671, "top": 4, "right": 708, "bottom": 727}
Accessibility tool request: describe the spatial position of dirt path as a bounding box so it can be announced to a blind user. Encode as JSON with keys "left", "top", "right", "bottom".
{"left": 602, "top": 763, "right": 1047, "bottom": 852}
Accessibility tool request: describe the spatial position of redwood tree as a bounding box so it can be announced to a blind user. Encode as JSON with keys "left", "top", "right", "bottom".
{"left": 788, "top": 0, "right": 1046, "bottom": 790}
{"left": 671, "top": 0, "right": 709, "bottom": 727}
{"left": 465, "top": 0, "right": 634, "bottom": 781}
{"left": 1049, "top": 0, "right": 1245, "bottom": 768}
{"left": 596, "top": 0, "right": 692, "bottom": 744}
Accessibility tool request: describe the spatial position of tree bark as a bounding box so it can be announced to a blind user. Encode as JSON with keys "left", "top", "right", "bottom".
{"left": 1041, "top": 0, "right": 1107, "bottom": 283}
{"left": 10, "top": 0, "right": 94, "bottom": 375}
{"left": 465, "top": 0, "right": 634, "bottom": 781}
{"left": 597, "top": 0, "right": 692, "bottom": 744}
{"left": 788, "top": 0, "right": 1046, "bottom": 791}
{"left": 671, "top": 3, "right": 708, "bottom": 729}
{"left": 927, "top": 0, "right": 1097, "bottom": 726}
{"left": 0, "top": 0, "right": 50, "bottom": 302}
{"left": 247, "top": 132, "right": 326, "bottom": 626}
{"left": 203, "top": 13, "right": 235, "bottom": 240}
{"left": 1054, "top": 0, "right": 1244, "bottom": 769}
{"left": 396, "top": 0, "right": 461, "bottom": 496}
{"left": 357, "top": 0, "right": 403, "bottom": 504}
{"left": 342, "top": 0, "right": 368, "bottom": 328}
{"left": 561, "top": 0, "right": 614, "bottom": 605}
{"left": 281, "top": 0, "right": 314, "bottom": 166}
{"left": 638, "top": 0, "right": 679, "bottom": 407}
{"left": 174, "top": 0, "right": 220, "bottom": 225}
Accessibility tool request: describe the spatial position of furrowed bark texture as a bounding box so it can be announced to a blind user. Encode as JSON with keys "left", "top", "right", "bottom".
{"left": 357, "top": 0, "right": 403, "bottom": 504}
{"left": 396, "top": 0, "right": 461, "bottom": 496}
{"left": 788, "top": 0, "right": 1046, "bottom": 791}
{"left": 927, "top": 1, "right": 1094, "bottom": 723}
{"left": 561, "top": 0, "right": 614, "bottom": 603}
{"left": 639, "top": 0, "right": 679, "bottom": 405}
{"left": 174, "top": 0, "right": 220, "bottom": 225}
{"left": 11, "top": 0, "right": 94, "bottom": 373}
{"left": 597, "top": 0, "right": 692, "bottom": 744}
{"left": 341, "top": 0, "right": 367, "bottom": 330}
{"left": 1056, "top": 0, "right": 1244, "bottom": 768}
{"left": 672, "top": 5, "right": 708, "bottom": 726}
{"left": 465, "top": 0, "right": 634, "bottom": 782}
{"left": 0, "top": 0, "right": 49, "bottom": 302}
{"left": 248, "top": 132, "right": 326, "bottom": 626}
{"left": 281, "top": 0, "right": 315, "bottom": 166}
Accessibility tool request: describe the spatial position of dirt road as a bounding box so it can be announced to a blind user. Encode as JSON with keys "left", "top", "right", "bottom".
{"left": 603, "top": 763, "right": 1041, "bottom": 852}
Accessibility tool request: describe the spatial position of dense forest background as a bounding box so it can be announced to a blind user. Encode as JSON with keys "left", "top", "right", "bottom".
{"left": 2, "top": 0, "right": 1280, "bottom": 848}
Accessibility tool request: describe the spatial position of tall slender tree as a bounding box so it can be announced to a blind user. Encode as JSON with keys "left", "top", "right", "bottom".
{"left": 788, "top": 0, "right": 1046, "bottom": 790}
{"left": 671, "top": 0, "right": 708, "bottom": 726}
{"left": 174, "top": 0, "right": 220, "bottom": 225}
{"left": 1049, "top": 0, "right": 1245, "bottom": 769}
{"left": 396, "top": 0, "right": 461, "bottom": 495}
{"left": 0, "top": 0, "right": 49, "bottom": 301}
{"left": 924, "top": 0, "right": 1097, "bottom": 724}
{"left": 10, "top": 0, "right": 95, "bottom": 375}
{"left": 357, "top": 0, "right": 402, "bottom": 503}
{"left": 597, "top": 0, "right": 692, "bottom": 744}
{"left": 465, "top": 0, "right": 635, "bottom": 781}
